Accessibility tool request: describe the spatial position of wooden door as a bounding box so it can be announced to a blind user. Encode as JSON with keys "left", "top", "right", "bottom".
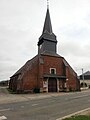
{"left": 48, "top": 78, "right": 57, "bottom": 92}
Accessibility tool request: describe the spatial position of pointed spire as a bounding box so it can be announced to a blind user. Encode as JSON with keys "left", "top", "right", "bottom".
{"left": 38, "top": 0, "right": 57, "bottom": 46}
{"left": 42, "top": 0, "right": 53, "bottom": 34}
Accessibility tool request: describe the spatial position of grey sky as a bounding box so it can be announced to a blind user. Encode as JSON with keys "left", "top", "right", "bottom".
{"left": 0, "top": 0, "right": 90, "bottom": 80}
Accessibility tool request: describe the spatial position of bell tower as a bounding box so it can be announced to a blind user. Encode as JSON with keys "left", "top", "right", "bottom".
{"left": 38, "top": 0, "right": 57, "bottom": 54}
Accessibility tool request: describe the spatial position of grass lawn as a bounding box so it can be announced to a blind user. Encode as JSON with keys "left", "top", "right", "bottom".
{"left": 63, "top": 115, "right": 90, "bottom": 120}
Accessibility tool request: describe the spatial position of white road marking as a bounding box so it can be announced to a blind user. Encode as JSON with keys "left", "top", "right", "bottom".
{"left": 65, "top": 94, "right": 90, "bottom": 101}
{"left": 21, "top": 106, "right": 24, "bottom": 108}
{"left": 88, "top": 99, "right": 90, "bottom": 102}
{"left": 0, "top": 116, "right": 7, "bottom": 120}
{"left": 0, "top": 108, "right": 10, "bottom": 112}
{"left": 32, "top": 104, "right": 38, "bottom": 106}
{"left": 73, "top": 94, "right": 90, "bottom": 99}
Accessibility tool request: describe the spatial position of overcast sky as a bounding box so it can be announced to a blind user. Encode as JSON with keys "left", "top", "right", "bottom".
{"left": 0, "top": 0, "right": 90, "bottom": 81}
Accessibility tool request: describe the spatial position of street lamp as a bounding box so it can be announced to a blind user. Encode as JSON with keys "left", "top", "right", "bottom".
{"left": 75, "top": 68, "right": 85, "bottom": 88}
{"left": 82, "top": 68, "right": 85, "bottom": 88}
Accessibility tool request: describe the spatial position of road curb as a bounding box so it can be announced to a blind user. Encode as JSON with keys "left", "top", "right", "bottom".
{"left": 56, "top": 108, "right": 90, "bottom": 120}
{"left": 0, "top": 116, "right": 7, "bottom": 120}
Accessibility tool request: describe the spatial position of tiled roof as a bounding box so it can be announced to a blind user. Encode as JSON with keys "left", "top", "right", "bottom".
{"left": 11, "top": 55, "right": 38, "bottom": 78}
{"left": 63, "top": 59, "right": 77, "bottom": 77}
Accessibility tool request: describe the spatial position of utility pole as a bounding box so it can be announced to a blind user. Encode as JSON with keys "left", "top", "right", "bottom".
{"left": 82, "top": 68, "right": 84, "bottom": 87}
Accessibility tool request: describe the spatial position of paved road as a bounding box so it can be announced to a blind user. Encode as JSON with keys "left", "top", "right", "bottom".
{"left": 0, "top": 88, "right": 90, "bottom": 120}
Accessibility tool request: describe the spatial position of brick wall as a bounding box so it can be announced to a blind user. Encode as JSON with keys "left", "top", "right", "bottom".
{"left": 9, "top": 54, "right": 80, "bottom": 93}
{"left": 66, "top": 66, "right": 78, "bottom": 91}
{"left": 42, "top": 55, "right": 65, "bottom": 76}
{"left": 22, "top": 59, "right": 39, "bottom": 92}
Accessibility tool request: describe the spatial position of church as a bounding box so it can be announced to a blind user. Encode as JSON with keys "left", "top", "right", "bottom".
{"left": 9, "top": 3, "right": 80, "bottom": 93}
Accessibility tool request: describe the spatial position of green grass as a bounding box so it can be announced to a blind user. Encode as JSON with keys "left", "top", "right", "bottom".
{"left": 7, "top": 88, "right": 17, "bottom": 94}
{"left": 63, "top": 115, "right": 90, "bottom": 120}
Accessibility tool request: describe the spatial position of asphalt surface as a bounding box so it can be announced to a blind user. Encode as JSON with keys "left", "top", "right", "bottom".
{"left": 0, "top": 87, "right": 90, "bottom": 120}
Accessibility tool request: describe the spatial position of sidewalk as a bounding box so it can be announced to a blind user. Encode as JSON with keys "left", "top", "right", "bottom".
{"left": 0, "top": 86, "right": 67, "bottom": 104}
{"left": 0, "top": 92, "right": 66, "bottom": 104}
{"left": 0, "top": 87, "right": 90, "bottom": 104}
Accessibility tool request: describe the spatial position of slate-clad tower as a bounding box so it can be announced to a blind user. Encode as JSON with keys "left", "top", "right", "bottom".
{"left": 9, "top": 2, "right": 80, "bottom": 93}
{"left": 38, "top": 7, "right": 57, "bottom": 54}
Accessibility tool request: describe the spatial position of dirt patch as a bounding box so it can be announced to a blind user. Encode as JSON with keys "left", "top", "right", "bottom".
{"left": 79, "top": 110, "right": 90, "bottom": 116}
{"left": 0, "top": 86, "right": 9, "bottom": 95}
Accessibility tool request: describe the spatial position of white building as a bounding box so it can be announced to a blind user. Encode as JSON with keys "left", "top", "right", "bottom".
{"left": 79, "top": 71, "right": 90, "bottom": 88}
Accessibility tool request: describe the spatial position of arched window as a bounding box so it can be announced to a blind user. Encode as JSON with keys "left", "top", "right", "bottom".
{"left": 50, "top": 68, "right": 56, "bottom": 74}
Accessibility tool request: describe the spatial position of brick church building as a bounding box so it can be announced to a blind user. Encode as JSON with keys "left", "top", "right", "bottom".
{"left": 9, "top": 5, "right": 80, "bottom": 93}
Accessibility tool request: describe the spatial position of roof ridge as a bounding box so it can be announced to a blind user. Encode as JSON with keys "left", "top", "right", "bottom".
{"left": 11, "top": 55, "right": 38, "bottom": 78}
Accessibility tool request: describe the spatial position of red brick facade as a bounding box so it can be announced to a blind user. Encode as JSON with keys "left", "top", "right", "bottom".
{"left": 9, "top": 54, "right": 80, "bottom": 93}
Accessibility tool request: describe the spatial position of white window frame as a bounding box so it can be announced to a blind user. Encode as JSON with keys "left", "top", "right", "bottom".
{"left": 50, "top": 68, "right": 56, "bottom": 74}
{"left": 40, "top": 44, "right": 42, "bottom": 49}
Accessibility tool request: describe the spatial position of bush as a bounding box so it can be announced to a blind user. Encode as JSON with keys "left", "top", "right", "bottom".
{"left": 69, "top": 87, "right": 73, "bottom": 92}
{"left": 33, "top": 88, "right": 40, "bottom": 93}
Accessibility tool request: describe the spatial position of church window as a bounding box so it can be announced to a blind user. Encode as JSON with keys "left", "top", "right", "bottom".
{"left": 40, "top": 44, "right": 42, "bottom": 49}
{"left": 50, "top": 68, "right": 56, "bottom": 74}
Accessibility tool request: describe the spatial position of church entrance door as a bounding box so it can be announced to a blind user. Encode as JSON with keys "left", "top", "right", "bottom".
{"left": 48, "top": 78, "right": 57, "bottom": 92}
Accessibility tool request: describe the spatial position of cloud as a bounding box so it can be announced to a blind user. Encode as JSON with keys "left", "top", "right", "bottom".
{"left": 0, "top": 0, "right": 90, "bottom": 80}
{"left": 57, "top": 14, "right": 90, "bottom": 74}
{"left": 58, "top": 37, "right": 90, "bottom": 75}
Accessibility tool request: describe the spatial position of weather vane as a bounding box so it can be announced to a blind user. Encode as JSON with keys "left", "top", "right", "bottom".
{"left": 47, "top": 0, "right": 49, "bottom": 9}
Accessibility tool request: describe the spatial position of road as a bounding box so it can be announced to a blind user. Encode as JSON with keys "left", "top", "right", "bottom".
{"left": 0, "top": 88, "right": 90, "bottom": 120}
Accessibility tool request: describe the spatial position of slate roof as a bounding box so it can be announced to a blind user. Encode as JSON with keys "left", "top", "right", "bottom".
{"left": 41, "top": 50, "right": 62, "bottom": 58}
{"left": 42, "top": 8, "right": 53, "bottom": 34}
{"left": 83, "top": 71, "right": 90, "bottom": 76}
{"left": 43, "top": 74, "right": 66, "bottom": 79}
{"left": 80, "top": 71, "right": 90, "bottom": 80}
{"left": 39, "top": 7, "right": 57, "bottom": 43}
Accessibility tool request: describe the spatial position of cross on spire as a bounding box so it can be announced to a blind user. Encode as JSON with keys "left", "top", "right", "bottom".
{"left": 47, "top": 0, "right": 49, "bottom": 9}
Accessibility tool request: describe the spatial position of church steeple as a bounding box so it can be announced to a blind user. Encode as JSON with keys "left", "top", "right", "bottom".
{"left": 42, "top": 1, "right": 53, "bottom": 34}
{"left": 38, "top": 1, "right": 57, "bottom": 54}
